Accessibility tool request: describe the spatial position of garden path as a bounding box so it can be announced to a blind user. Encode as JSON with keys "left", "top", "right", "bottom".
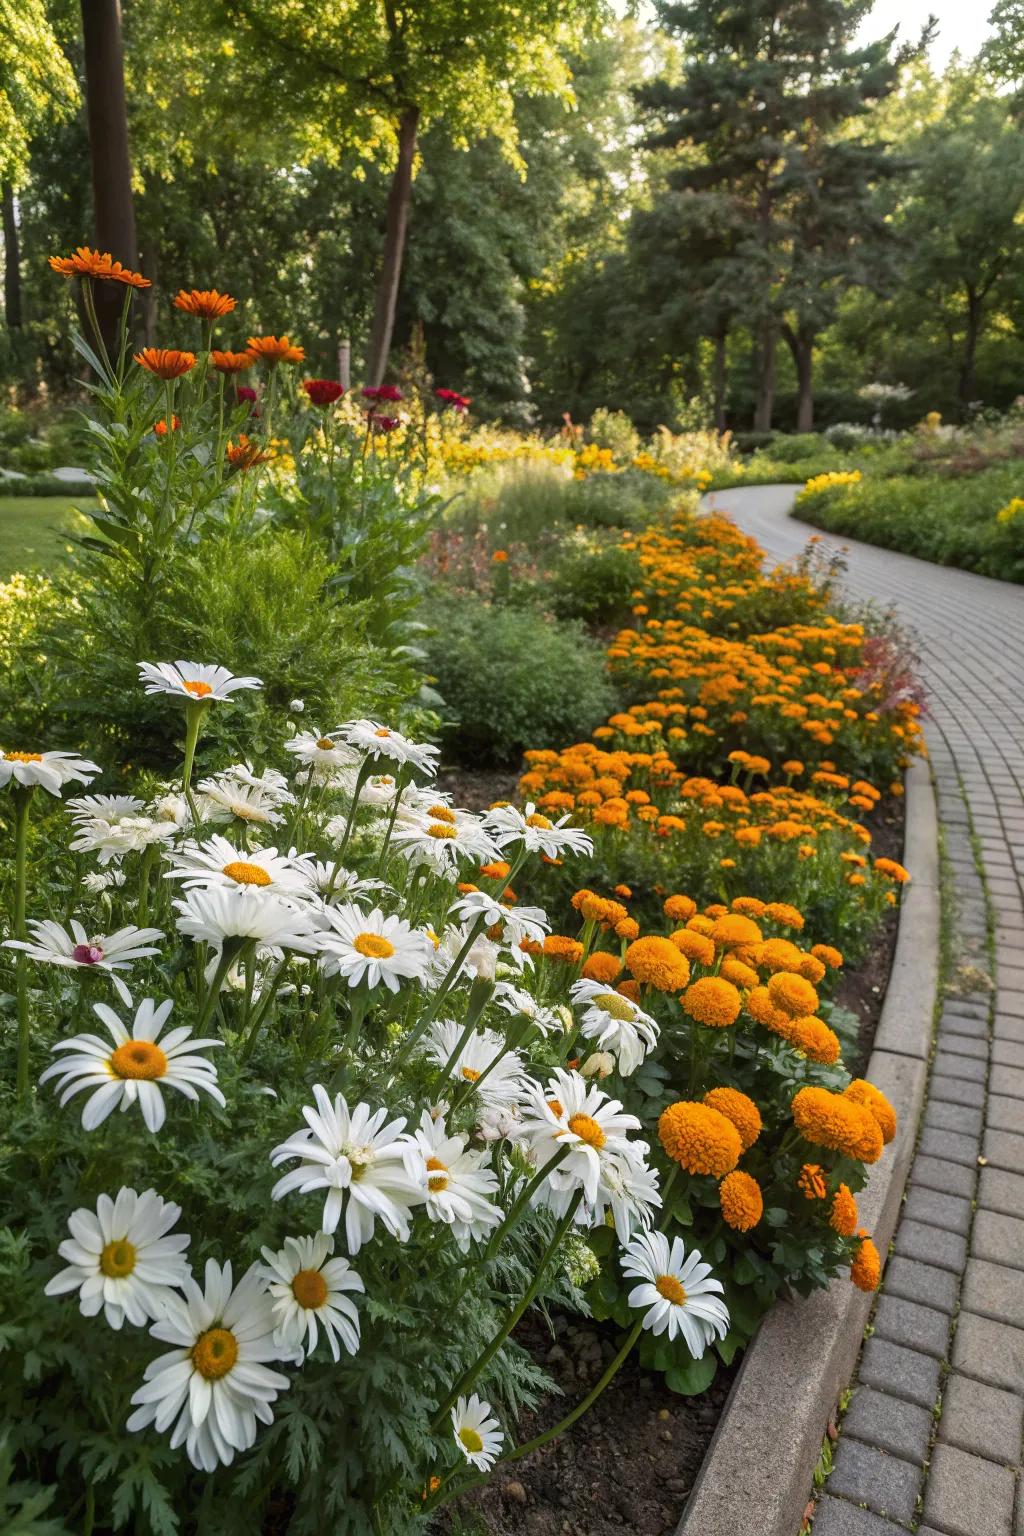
{"left": 703, "top": 485, "right": 1024, "bottom": 1536}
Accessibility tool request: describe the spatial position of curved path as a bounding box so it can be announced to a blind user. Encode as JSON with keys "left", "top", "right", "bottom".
{"left": 705, "top": 487, "right": 1024, "bottom": 1536}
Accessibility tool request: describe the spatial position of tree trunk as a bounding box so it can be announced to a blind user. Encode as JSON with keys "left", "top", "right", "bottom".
{"left": 80, "top": 0, "right": 138, "bottom": 354}
{"left": 783, "top": 323, "right": 816, "bottom": 433}
{"left": 2, "top": 183, "right": 22, "bottom": 329}
{"left": 958, "top": 285, "right": 982, "bottom": 410}
{"left": 753, "top": 321, "right": 776, "bottom": 432}
{"left": 712, "top": 326, "right": 727, "bottom": 431}
{"left": 366, "top": 104, "right": 420, "bottom": 386}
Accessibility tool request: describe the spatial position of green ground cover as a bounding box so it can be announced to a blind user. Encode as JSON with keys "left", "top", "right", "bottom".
{"left": 0, "top": 495, "right": 95, "bottom": 577}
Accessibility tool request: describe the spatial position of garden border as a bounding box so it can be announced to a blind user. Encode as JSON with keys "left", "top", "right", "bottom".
{"left": 675, "top": 754, "right": 939, "bottom": 1536}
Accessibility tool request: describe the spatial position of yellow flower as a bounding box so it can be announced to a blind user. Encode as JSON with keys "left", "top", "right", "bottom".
{"left": 792, "top": 1086, "right": 883, "bottom": 1163}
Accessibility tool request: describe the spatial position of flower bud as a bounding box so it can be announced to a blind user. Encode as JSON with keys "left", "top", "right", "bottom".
{"left": 581, "top": 1051, "right": 615, "bottom": 1079}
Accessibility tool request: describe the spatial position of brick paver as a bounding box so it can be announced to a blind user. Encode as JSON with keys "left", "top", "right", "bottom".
{"left": 706, "top": 487, "right": 1024, "bottom": 1536}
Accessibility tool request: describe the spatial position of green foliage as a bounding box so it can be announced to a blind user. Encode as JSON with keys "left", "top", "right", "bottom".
{"left": 545, "top": 530, "right": 642, "bottom": 625}
{"left": 424, "top": 593, "right": 616, "bottom": 765}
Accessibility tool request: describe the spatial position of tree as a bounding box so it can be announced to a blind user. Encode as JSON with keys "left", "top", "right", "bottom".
{"left": 80, "top": 0, "right": 138, "bottom": 350}
{"left": 638, "top": 0, "right": 908, "bottom": 430}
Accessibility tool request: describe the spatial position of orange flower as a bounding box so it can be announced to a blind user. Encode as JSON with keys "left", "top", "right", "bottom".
{"left": 792, "top": 1086, "right": 883, "bottom": 1163}
{"left": 767, "top": 971, "right": 819, "bottom": 1018}
{"left": 49, "top": 246, "right": 151, "bottom": 287}
{"left": 710, "top": 913, "right": 763, "bottom": 950}
{"left": 720, "top": 955, "right": 759, "bottom": 989}
{"left": 664, "top": 894, "right": 696, "bottom": 923}
{"left": 811, "top": 944, "right": 844, "bottom": 970}
{"left": 830, "top": 1184, "right": 858, "bottom": 1237}
{"left": 670, "top": 929, "right": 716, "bottom": 968}
{"left": 134, "top": 348, "right": 196, "bottom": 380}
{"left": 174, "top": 288, "right": 236, "bottom": 320}
{"left": 788, "top": 1015, "right": 841, "bottom": 1065}
{"left": 797, "top": 1164, "right": 827, "bottom": 1200}
{"left": 719, "top": 1170, "right": 763, "bottom": 1231}
{"left": 851, "top": 1234, "right": 881, "bottom": 1291}
{"left": 581, "top": 951, "right": 622, "bottom": 984}
{"left": 843, "top": 1080, "right": 897, "bottom": 1144}
{"left": 703, "top": 1086, "right": 761, "bottom": 1150}
{"left": 625, "top": 935, "right": 690, "bottom": 992}
{"left": 247, "top": 334, "right": 304, "bottom": 365}
{"left": 210, "top": 349, "right": 256, "bottom": 374}
{"left": 683, "top": 976, "right": 741, "bottom": 1028}
{"left": 153, "top": 415, "right": 182, "bottom": 437}
{"left": 658, "top": 1101, "right": 741, "bottom": 1177}
{"left": 543, "top": 935, "right": 584, "bottom": 966}
{"left": 226, "top": 433, "right": 273, "bottom": 471}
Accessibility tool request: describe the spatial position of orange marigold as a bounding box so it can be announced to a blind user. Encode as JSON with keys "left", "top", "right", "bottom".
{"left": 797, "top": 1164, "right": 827, "bottom": 1200}
{"left": 851, "top": 1234, "right": 882, "bottom": 1291}
{"left": 745, "top": 985, "right": 795, "bottom": 1038}
{"left": 248, "top": 334, "right": 305, "bottom": 365}
{"left": 616, "top": 979, "right": 641, "bottom": 1003}
{"left": 226, "top": 433, "right": 272, "bottom": 470}
{"left": 792, "top": 1086, "right": 883, "bottom": 1163}
{"left": 704, "top": 1087, "right": 761, "bottom": 1150}
{"left": 797, "top": 954, "right": 827, "bottom": 984}
{"left": 732, "top": 896, "right": 767, "bottom": 918}
{"left": 767, "top": 971, "right": 819, "bottom": 1018}
{"left": 543, "top": 935, "right": 584, "bottom": 965}
{"left": 581, "top": 950, "right": 622, "bottom": 984}
{"left": 710, "top": 913, "right": 763, "bottom": 950}
{"left": 615, "top": 917, "right": 640, "bottom": 940}
{"left": 134, "top": 347, "right": 196, "bottom": 379}
{"left": 663, "top": 894, "right": 696, "bottom": 923}
{"left": 719, "top": 1169, "right": 763, "bottom": 1231}
{"left": 614, "top": 884, "right": 632, "bottom": 899}
{"left": 625, "top": 936, "right": 690, "bottom": 992}
{"left": 174, "top": 288, "right": 236, "bottom": 319}
{"left": 670, "top": 929, "right": 716, "bottom": 968}
{"left": 763, "top": 902, "right": 805, "bottom": 929}
{"left": 658, "top": 1101, "right": 741, "bottom": 1177}
{"left": 874, "top": 858, "right": 910, "bottom": 884}
{"left": 788, "top": 1015, "right": 841, "bottom": 1066}
{"left": 830, "top": 1183, "right": 858, "bottom": 1237}
{"left": 843, "top": 1080, "right": 897, "bottom": 1145}
{"left": 811, "top": 944, "right": 844, "bottom": 970}
{"left": 683, "top": 976, "right": 741, "bottom": 1028}
{"left": 757, "top": 938, "right": 805, "bottom": 972}
{"left": 719, "top": 955, "right": 759, "bottom": 990}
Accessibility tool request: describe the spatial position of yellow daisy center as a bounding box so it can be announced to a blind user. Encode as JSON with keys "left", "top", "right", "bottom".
{"left": 229, "top": 801, "right": 269, "bottom": 822}
{"left": 109, "top": 1040, "right": 167, "bottom": 1080}
{"left": 291, "top": 1268, "right": 328, "bottom": 1309}
{"left": 567, "top": 1112, "right": 606, "bottom": 1150}
{"left": 353, "top": 932, "right": 395, "bottom": 959}
{"left": 526, "top": 813, "right": 553, "bottom": 829}
{"left": 594, "top": 991, "right": 635, "bottom": 1022}
{"left": 99, "top": 1238, "right": 137, "bottom": 1278}
{"left": 426, "top": 1155, "right": 449, "bottom": 1192}
{"left": 182, "top": 679, "right": 213, "bottom": 698}
{"left": 315, "top": 737, "right": 335, "bottom": 750}
{"left": 192, "top": 1326, "right": 238, "bottom": 1380}
{"left": 222, "top": 859, "right": 272, "bottom": 886}
{"left": 374, "top": 728, "right": 391, "bottom": 738}
{"left": 655, "top": 1274, "right": 687, "bottom": 1306}
{"left": 458, "top": 1427, "right": 484, "bottom": 1455}
{"left": 461, "top": 1066, "right": 481, "bottom": 1082}
{"left": 428, "top": 805, "right": 456, "bottom": 823}
{"left": 5, "top": 750, "right": 42, "bottom": 763}
{"left": 428, "top": 824, "right": 458, "bottom": 839}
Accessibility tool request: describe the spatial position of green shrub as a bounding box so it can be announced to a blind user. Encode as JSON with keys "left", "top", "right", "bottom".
{"left": 423, "top": 594, "right": 616, "bottom": 766}
{"left": 545, "top": 530, "right": 642, "bottom": 625}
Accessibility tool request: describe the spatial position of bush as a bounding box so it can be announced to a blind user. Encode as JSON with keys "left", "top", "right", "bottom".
{"left": 423, "top": 594, "right": 616, "bottom": 766}
{"left": 545, "top": 531, "right": 643, "bottom": 626}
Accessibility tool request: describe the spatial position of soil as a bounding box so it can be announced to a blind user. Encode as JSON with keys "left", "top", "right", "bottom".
{"left": 434, "top": 773, "right": 907, "bottom": 1536}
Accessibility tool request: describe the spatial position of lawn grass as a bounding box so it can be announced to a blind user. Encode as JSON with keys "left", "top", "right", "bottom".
{"left": 0, "top": 495, "right": 96, "bottom": 578}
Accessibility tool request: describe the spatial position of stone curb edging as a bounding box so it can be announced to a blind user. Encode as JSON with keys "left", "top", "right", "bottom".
{"left": 675, "top": 756, "right": 940, "bottom": 1536}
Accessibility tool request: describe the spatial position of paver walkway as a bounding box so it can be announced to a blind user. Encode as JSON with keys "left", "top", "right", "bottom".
{"left": 704, "top": 486, "right": 1024, "bottom": 1536}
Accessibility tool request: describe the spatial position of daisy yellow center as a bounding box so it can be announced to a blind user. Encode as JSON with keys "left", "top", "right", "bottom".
{"left": 222, "top": 860, "right": 272, "bottom": 886}
{"left": 5, "top": 750, "right": 42, "bottom": 763}
{"left": 594, "top": 991, "right": 635, "bottom": 1021}
{"left": 428, "top": 824, "right": 458, "bottom": 839}
{"left": 374, "top": 728, "right": 391, "bottom": 738}
{"left": 458, "top": 1427, "right": 484, "bottom": 1455}
{"left": 567, "top": 1112, "right": 606, "bottom": 1149}
{"left": 426, "top": 1155, "right": 449, "bottom": 1192}
{"left": 526, "top": 813, "right": 553, "bottom": 829}
{"left": 230, "top": 801, "right": 269, "bottom": 822}
{"left": 291, "top": 1268, "right": 328, "bottom": 1309}
{"left": 99, "top": 1238, "right": 137, "bottom": 1278}
{"left": 353, "top": 932, "right": 395, "bottom": 959}
{"left": 182, "top": 680, "right": 213, "bottom": 698}
{"left": 655, "top": 1274, "right": 687, "bottom": 1307}
{"left": 461, "top": 1066, "right": 481, "bottom": 1082}
{"left": 192, "top": 1327, "right": 238, "bottom": 1380}
{"left": 315, "top": 738, "right": 335, "bottom": 750}
{"left": 429, "top": 805, "right": 456, "bottom": 823}
{"left": 109, "top": 1040, "right": 167, "bottom": 1080}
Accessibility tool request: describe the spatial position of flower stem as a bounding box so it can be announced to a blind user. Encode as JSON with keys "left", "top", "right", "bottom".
{"left": 13, "top": 788, "right": 33, "bottom": 1102}
{"left": 196, "top": 941, "right": 244, "bottom": 1034}
{"left": 480, "top": 1145, "right": 570, "bottom": 1263}
{"left": 181, "top": 700, "right": 208, "bottom": 823}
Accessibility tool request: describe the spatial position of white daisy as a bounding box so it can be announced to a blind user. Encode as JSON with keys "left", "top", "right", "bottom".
{"left": 391, "top": 814, "right": 500, "bottom": 874}
{"left": 0, "top": 749, "right": 100, "bottom": 797}
{"left": 259, "top": 1233, "right": 363, "bottom": 1362}
{"left": 315, "top": 904, "right": 433, "bottom": 992}
{"left": 138, "top": 660, "right": 262, "bottom": 703}
{"left": 4, "top": 918, "right": 163, "bottom": 1005}
{"left": 588, "top": 1145, "right": 661, "bottom": 1243}
{"left": 126, "top": 1259, "right": 293, "bottom": 1472}
{"left": 270, "top": 1085, "right": 425, "bottom": 1254}
{"left": 451, "top": 1394, "right": 504, "bottom": 1471}
{"left": 520, "top": 1069, "right": 650, "bottom": 1235}
{"left": 451, "top": 889, "right": 550, "bottom": 947}
{"left": 413, "top": 1111, "right": 502, "bottom": 1250}
{"left": 483, "top": 801, "right": 593, "bottom": 860}
{"left": 284, "top": 731, "right": 362, "bottom": 774}
{"left": 492, "top": 981, "right": 567, "bottom": 1039}
{"left": 569, "top": 978, "right": 660, "bottom": 1076}
{"left": 40, "top": 998, "right": 224, "bottom": 1132}
{"left": 621, "top": 1231, "right": 730, "bottom": 1358}
{"left": 306, "top": 862, "right": 388, "bottom": 908}
{"left": 423, "top": 1021, "right": 529, "bottom": 1108}
{"left": 84, "top": 868, "right": 127, "bottom": 895}
{"left": 66, "top": 793, "right": 144, "bottom": 823}
{"left": 173, "top": 886, "right": 319, "bottom": 955}
{"left": 165, "top": 835, "right": 318, "bottom": 902}
{"left": 431, "top": 923, "right": 502, "bottom": 986}
{"left": 45, "top": 1187, "right": 190, "bottom": 1330}
{"left": 70, "top": 812, "right": 178, "bottom": 866}
{"left": 195, "top": 776, "right": 287, "bottom": 828}
{"left": 338, "top": 719, "right": 439, "bottom": 776}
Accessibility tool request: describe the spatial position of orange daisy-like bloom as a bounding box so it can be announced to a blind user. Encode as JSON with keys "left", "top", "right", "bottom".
{"left": 658, "top": 1101, "right": 741, "bottom": 1178}
{"left": 174, "top": 288, "right": 236, "bottom": 320}
{"left": 767, "top": 971, "right": 819, "bottom": 1019}
{"left": 581, "top": 950, "right": 622, "bottom": 984}
{"left": 479, "top": 861, "right": 511, "bottom": 881}
{"left": 543, "top": 934, "right": 584, "bottom": 966}
{"left": 830, "top": 1183, "right": 858, "bottom": 1237}
{"left": 134, "top": 348, "right": 196, "bottom": 380}
{"left": 843, "top": 1080, "right": 897, "bottom": 1144}
{"left": 797, "top": 1163, "right": 827, "bottom": 1200}
{"left": 625, "top": 935, "right": 690, "bottom": 992}
{"left": 850, "top": 1234, "right": 881, "bottom": 1291}
{"left": 704, "top": 1086, "right": 761, "bottom": 1150}
{"left": 791, "top": 1086, "right": 883, "bottom": 1163}
{"left": 788, "top": 1015, "right": 841, "bottom": 1066}
{"left": 719, "top": 1169, "right": 763, "bottom": 1231}
{"left": 49, "top": 246, "right": 151, "bottom": 287}
{"left": 210, "top": 349, "right": 256, "bottom": 374}
{"left": 247, "top": 334, "right": 305, "bottom": 365}
{"left": 710, "top": 913, "right": 763, "bottom": 950}
{"left": 683, "top": 976, "right": 742, "bottom": 1029}
{"left": 670, "top": 929, "right": 716, "bottom": 969}
{"left": 664, "top": 893, "right": 696, "bottom": 923}
{"left": 226, "top": 433, "right": 273, "bottom": 471}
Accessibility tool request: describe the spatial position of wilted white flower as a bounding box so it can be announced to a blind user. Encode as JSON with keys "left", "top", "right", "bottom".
{"left": 424, "top": 1021, "right": 529, "bottom": 1108}
{"left": 451, "top": 889, "right": 550, "bottom": 947}
{"left": 492, "top": 981, "right": 565, "bottom": 1038}
{"left": 580, "top": 1050, "right": 615, "bottom": 1079}
{"left": 138, "top": 660, "right": 262, "bottom": 703}
{"left": 289, "top": 699, "right": 305, "bottom": 713}
{"left": 45, "top": 1187, "right": 190, "bottom": 1329}
{"left": 4, "top": 918, "right": 163, "bottom": 1005}
{"left": 621, "top": 1232, "right": 729, "bottom": 1357}
{"left": 70, "top": 812, "right": 178, "bottom": 867}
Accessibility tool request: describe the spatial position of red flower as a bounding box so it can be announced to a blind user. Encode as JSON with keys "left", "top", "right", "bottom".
{"left": 436, "top": 387, "right": 471, "bottom": 411}
{"left": 369, "top": 414, "right": 400, "bottom": 433}
{"left": 304, "top": 379, "right": 345, "bottom": 407}
{"left": 362, "top": 384, "right": 403, "bottom": 402}
{"left": 236, "top": 386, "right": 258, "bottom": 404}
